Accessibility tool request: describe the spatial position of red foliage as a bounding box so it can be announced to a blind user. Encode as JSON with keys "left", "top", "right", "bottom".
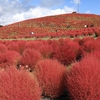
{"left": 17, "top": 40, "right": 26, "bottom": 54}
{"left": 66, "top": 55, "right": 100, "bottom": 100}
{"left": 39, "top": 44, "right": 53, "bottom": 59}
{"left": 0, "top": 43, "right": 7, "bottom": 53}
{"left": 0, "top": 67, "right": 41, "bottom": 100}
{"left": 79, "top": 37, "right": 94, "bottom": 45}
{"left": 93, "top": 29, "right": 100, "bottom": 37}
{"left": 7, "top": 41, "right": 20, "bottom": 53}
{"left": 58, "top": 38, "right": 65, "bottom": 45}
{"left": 20, "top": 48, "right": 42, "bottom": 70}
{"left": 91, "top": 50, "right": 100, "bottom": 60}
{"left": 68, "top": 41, "right": 83, "bottom": 61}
{"left": 0, "top": 53, "right": 5, "bottom": 64}
{"left": 52, "top": 42, "right": 77, "bottom": 65}
{"left": 94, "top": 40, "right": 100, "bottom": 51}
{"left": 25, "top": 40, "right": 44, "bottom": 50}
{"left": 82, "top": 40, "right": 95, "bottom": 53}
{"left": 0, "top": 51, "right": 21, "bottom": 69}
{"left": 73, "top": 38, "right": 81, "bottom": 43}
{"left": 34, "top": 59, "right": 66, "bottom": 98}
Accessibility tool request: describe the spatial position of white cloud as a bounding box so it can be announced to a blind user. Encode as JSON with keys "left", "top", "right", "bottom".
{"left": 71, "top": 0, "right": 81, "bottom": 4}
{"left": 64, "top": 6, "right": 76, "bottom": 12}
{"left": 0, "top": 0, "right": 75, "bottom": 25}
{"left": 85, "top": 10, "right": 91, "bottom": 14}
{"left": 0, "top": 6, "right": 75, "bottom": 25}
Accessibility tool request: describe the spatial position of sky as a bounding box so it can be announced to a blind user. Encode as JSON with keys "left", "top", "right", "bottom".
{"left": 0, "top": 0, "right": 100, "bottom": 25}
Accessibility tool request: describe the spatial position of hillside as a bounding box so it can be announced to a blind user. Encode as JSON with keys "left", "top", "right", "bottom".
{"left": 0, "top": 12, "right": 100, "bottom": 39}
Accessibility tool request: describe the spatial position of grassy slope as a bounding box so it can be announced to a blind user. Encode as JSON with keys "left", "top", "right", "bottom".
{"left": 0, "top": 13, "right": 100, "bottom": 39}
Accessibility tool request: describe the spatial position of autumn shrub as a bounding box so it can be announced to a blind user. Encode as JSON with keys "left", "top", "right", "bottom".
{"left": 7, "top": 41, "right": 20, "bottom": 53}
{"left": 67, "top": 41, "right": 83, "bottom": 60}
{"left": 94, "top": 40, "right": 100, "bottom": 51}
{"left": 65, "top": 55, "right": 100, "bottom": 100}
{"left": 73, "top": 37, "right": 81, "bottom": 43}
{"left": 0, "top": 53, "right": 5, "bottom": 64}
{"left": 41, "top": 40, "right": 49, "bottom": 45}
{"left": 82, "top": 39, "right": 95, "bottom": 53}
{"left": 91, "top": 50, "right": 100, "bottom": 60}
{"left": 39, "top": 44, "right": 53, "bottom": 59}
{"left": 58, "top": 38, "right": 64, "bottom": 45}
{"left": 52, "top": 42, "right": 77, "bottom": 65}
{"left": 0, "top": 67, "right": 41, "bottom": 100}
{"left": 82, "top": 30, "right": 89, "bottom": 36}
{"left": 96, "top": 36, "right": 100, "bottom": 41}
{"left": 88, "top": 29, "right": 94, "bottom": 35}
{"left": 47, "top": 39, "right": 52, "bottom": 44}
{"left": 4, "top": 40, "right": 12, "bottom": 46}
{"left": 0, "top": 43, "right": 8, "bottom": 53}
{"left": 25, "top": 40, "right": 44, "bottom": 51}
{"left": 50, "top": 40, "right": 59, "bottom": 50}
{"left": 34, "top": 59, "right": 66, "bottom": 98}
{"left": 79, "top": 37, "right": 94, "bottom": 45}
{"left": 20, "top": 48, "right": 42, "bottom": 70}
{"left": 94, "top": 29, "right": 100, "bottom": 37}
{"left": 17, "top": 40, "right": 26, "bottom": 54}
{"left": 61, "top": 39, "right": 71, "bottom": 46}
{"left": 0, "top": 51, "right": 21, "bottom": 69}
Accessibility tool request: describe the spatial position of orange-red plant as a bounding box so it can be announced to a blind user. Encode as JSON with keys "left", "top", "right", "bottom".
{"left": 66, "top": 55, "right": 100, "bottom": 100}
{"left": 34, "top": 59, "right": 66, "bottom": 98}
{"left": 20, "top": 48, "right": 42, "bottom": 70}
{"left": 0, "top": 51, "right": 21, "bottom": 69}
{"left": 0, "top": 67, "right": 41, "bottom": 100}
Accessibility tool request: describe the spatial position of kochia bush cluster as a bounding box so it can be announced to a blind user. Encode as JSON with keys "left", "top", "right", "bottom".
{"left": 0, "top": 37, "right": 99, "bottom": 99}
{"left": 66, "top": 55, "right": 100, "bottom": 100}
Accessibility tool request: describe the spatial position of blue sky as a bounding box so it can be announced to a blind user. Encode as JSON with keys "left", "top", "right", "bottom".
{"left": 0, "top": 0, "right": 100, "bottom": 25}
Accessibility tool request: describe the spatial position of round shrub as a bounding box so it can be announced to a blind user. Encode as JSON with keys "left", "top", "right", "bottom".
{"left": 34, "top": 59, "right": 66, "bottom": 98}
{"left": 20, "top": 48, "right": 42, "bottom": 70}
{"left": 0, "top": 51, "right": 21, "bottom": 69}
{"left": 0, "top": 67, "right": 41, "bottom": 100}
{"left": 52, "top": 42, "right": 76, "bottom": 65}
{"left": 65, "top": 55, "right": 100, "bottom": 100}
{"left": 39, "top": 44, "right": 53, "bottom": 59}
{"left": 0, "top": 43, "right": 7, "bottom": 53}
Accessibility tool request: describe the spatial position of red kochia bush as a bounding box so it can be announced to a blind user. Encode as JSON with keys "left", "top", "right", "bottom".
{"left": 66, "top": 55, "right": 100, "bottom": 100}
{"left": 0, "top": 67, "right": 41, "bottom": 100}
{"left": 39, "top": 44, "right": 53, "bottom": 59}
{"left": 82, "top": 40, "right": 95, "bottom": 53}
{"left": 53, "top": 42, "right": 76, "bottom": 66}
{"left": 0, "top": 51, "right": 21, "bottom": 69}
{"left": 0, "top": 43, "right": 7, "bottom": 53}
{"left": 34, "top": 59, "right": 66, "bottom": 98}
{"left": 17, "top": 40, "right": 26, "bottom": 54}
{"left": 20, "top": 48, "right": 42, "bottom": 70}
{"left": 25, "top": 40, "right": 44, "bottom": 51}
{"left": 7, "top": 42, "right": 20, "bottom": 53}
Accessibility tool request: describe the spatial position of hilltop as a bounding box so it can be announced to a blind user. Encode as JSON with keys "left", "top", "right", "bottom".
{"left": 0, "top": 12, "right": 100, "bottom": 39}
